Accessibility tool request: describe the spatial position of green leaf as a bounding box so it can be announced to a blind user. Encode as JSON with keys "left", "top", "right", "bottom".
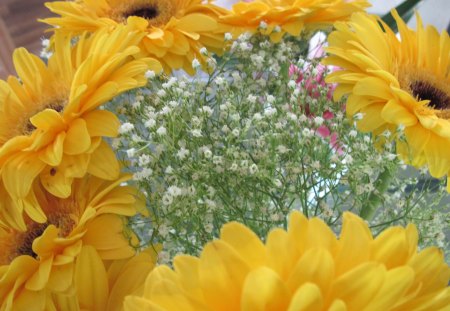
{"left": 381, "top": 0, "right": 423, "bottom": 33}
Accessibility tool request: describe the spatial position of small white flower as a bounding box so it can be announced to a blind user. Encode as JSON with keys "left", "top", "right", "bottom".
{"left": 266, "top": 95, "right": 275, "bottom": 104}
{"left": 200, "top": 106, "right": 213, "bottom": 116}
{"left": 344, "top": 154, "right": 353, "bottom": 164}
{"left": 232, "top": 129, "right": 240, "bottom": 137}
{"left": 215, "top": 77, "right": 225, "bottom": 86}
{"left": 162, "top": 194, "right": 173, "bottom": 206}
{"left": 249, "top": 164, "right": 258, "bottom": 174}
{"left": 382, "top": 130, "right": 391, "bottom": 138}
{"left": 119, "top": 122, "right": 134, "bottom": 134}
{"left": 302, "top": 128, "right": 312, "bottom": 137}
{"left": 314, "top": 117, "right": 324, "bottom": 126}
{"left": 224, "top": 32, "right": 233, "bottom": 41}
{"left": 353, "top": 113, "right": 364, "bottom": 120}
{"left": 157, "top": 89, "right": 167, "bottom": 97}
{"left": 145, "top": 70, "right": 156, "bottom": 79}
{"left": 259, "top": 21, "right": 268, "bottom": 30}
{"left": 145, "top": 119, "right": 156, "bottom": 128}
{"left": 264, "top": 107, "right": 277, "bottom": 117}
{"left": 191, "top": 129, "right": 203, "bottom": 137}
{"left": 288, "top": 80, "right": 296, "bottom": 89}
{"left": 298, "top": 114, "right": 308, "bottom": 123}
{"left": 273, "top": 25, "right": 281, "bottom": 33}
{"left": 160, "top": 106, "right": 171, "bottom": 115}
{"left": 386, "top": 153, "right": 396, "bottom": 161}
{"left": 277, "top": 145, "right": 289, "bottom": 154}
{"left": 349, "top": 130, "right": 358, "bottom": 137}
{"left": 287, "top": 112, "right": 298, "bottom": 121}
{"left": 192, "top": 58, "right": 201, "bottom": 69}
{"left": 330, "top": 154, "right": 339, "bottom": 163}
{"left": 213, "top": 156, "right": 223, "bottom": 165}
{"left": 247, "top": 94, "right": 257, "bottom": 104}
{"left": 131, "top": 101, "right": 141, "bottom": 109}
{"left": 156, "top": 126, "right": 167, "bottom": 136}
{"left": 230, "top": 163, "right": 238, "bottom": 171}
{"left": 41, "top": 38, "right": 50, "bottom": 48}
{"left": 253, "top": 113, "right": 263, "bottom": 121}
{"left": 177, "top": 147, "right": 190, "bottom": 160}
{"left": 165, "top": 166, "right": 174, "bottom": 174}
{"left": 311, "top": 161, "right": 321, "bottom": 170}
{"left": 203, "top": 149, "right": 212, "bottom": 159}
{"left": 168, "top": 186, "right": 182, "bottom": 197}
{"left": 231, "top": 113, "right": 240, "bottom": 121}
{"left": 138, "top": 154, "right": 151, "bottom": 166}
{"left": 126, "top": 148, "right": 136, "bottom": 158}
{"left": 200, "top": 47, "right": 208, "bottom": 56}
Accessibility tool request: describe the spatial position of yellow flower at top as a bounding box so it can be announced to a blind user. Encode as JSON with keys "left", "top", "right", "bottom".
{"left": 324, "top": 11, "right": 450, "bottom": 191}
{"left": 0, "top": 174, "right": 144, "bottom": 310}
{"left": 0, "top": 25, "right": 161, "bottom": 230}
{"left": 42, "top": 0, "right": 230, "bottom": 74}
{"left": 124, "top": 211, "right": 450, "bottom": 310}
{"left": 220, "top": 0, "right": 370, "bottom": 42}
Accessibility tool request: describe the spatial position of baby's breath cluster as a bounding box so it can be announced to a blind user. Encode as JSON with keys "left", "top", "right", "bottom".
{"left": 112, "top": 33, "right": 449, "bottom": 262}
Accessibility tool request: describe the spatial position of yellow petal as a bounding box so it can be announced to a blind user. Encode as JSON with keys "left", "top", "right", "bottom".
{"left": 199, "top": 240, "right": 250, "bottom": 311}
{"left": 241, "top": 267, "right": 290, "bottom": 311}
{"left": 83, "top": 110, "right": 120, "bottom": 137}
{"left": 287, "top": 283, "right": 324, "bottom": 311}
{"left": 87, "top": 140, "right": 120, "bottom": 180}
{"left": 220, "top": 222, "right": 266, "bottom": 268}
{"left": 64, "top": 118, "right": 92, "bottom": 155}
{"left": 74, "top": 246, "right": 109, "bottom": 311}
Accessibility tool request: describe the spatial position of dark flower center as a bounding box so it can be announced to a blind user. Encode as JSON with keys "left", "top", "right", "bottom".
{"left": 125, "top": 6, "right": 159, "bottom": 20}
{"left": 411, "top": 80, "right": 450, "bottom": 110}
{"left": 24, "top": 102, "right": 65, "bottom": 135}
{"left": 15, "top": 223, "right": 47, "bottom": 260}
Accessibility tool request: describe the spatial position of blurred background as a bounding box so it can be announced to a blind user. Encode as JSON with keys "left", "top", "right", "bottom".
{"left": 0, "top": 0, "right": 448, "bottom": 79}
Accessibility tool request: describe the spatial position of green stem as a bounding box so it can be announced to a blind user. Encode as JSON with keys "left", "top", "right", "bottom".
{"left": 360, "top": 168, "right": 394, "bottom": 221}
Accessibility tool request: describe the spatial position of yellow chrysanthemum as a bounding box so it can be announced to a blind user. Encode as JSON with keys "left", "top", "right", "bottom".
{"left": 42, "top": 0, "right": 230, "bottom": 74}
{"left": 0, "top": 174, "right": 143, "bottom": 310}
{"left": 0, "top": 25, "right": 161, "bottom": 230}
{"left": 124, "top": 211, "right": 450, "bottom": 310}
{"left": 49, "top": 245, "right": 157, "bottom": 311}
{"left": 324, "top": 11, "right": 450, "bottom": 190}
{"left": 220, "top": 0, "right": 370, "bottom": 42}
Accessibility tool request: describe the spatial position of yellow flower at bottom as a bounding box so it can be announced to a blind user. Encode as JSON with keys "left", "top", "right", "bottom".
{"left": 0, "top": 174, "right": 143, "bottom": 311}
{"left": 124, "top": 211, "right": 450, "bottom": 311}
{"left": 49, "top": 246, "right": 158, "bottom": 311}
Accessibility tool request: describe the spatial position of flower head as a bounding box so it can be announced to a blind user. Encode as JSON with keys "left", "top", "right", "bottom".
{"left": 124, "top": 211, "right": 450, "bottom": 310}
{"left": 220, "top": 0, "right": 370, "bottom": 42}
{"left": 42, "top": 0, "right": 230, "bottom": 74}
{"left": 49, "top": 245, "right": 157, "bottom": 311}
{"left": 0, "top": 174, "right": 144, "bottom": 310}
{"left": 0, "top": 25, "right": 160, "bottom": 230}
{"left": 324, "top": 11, "right": 450, "bottom": 190}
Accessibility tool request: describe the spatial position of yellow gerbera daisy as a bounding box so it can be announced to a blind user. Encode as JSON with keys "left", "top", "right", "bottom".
{"left": 124, "top": 211, "right": 450, "bottom": 310}
{"left": 220, "top": 0, "right": 370, "bottom": 42}
{"left": 324, "top": 11, "right": 450, "bottom": 190}
{"left": 0, "top": 25, "right": 161, "bottom": 230}
{"left": 0, "top": 174, "right": 143, "bottom": 310}
{"left": 42, "top": 0, "right": 230, "bottom": 74}
{"left": 49, "top": 245, "right": 157, "bottom": 311}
